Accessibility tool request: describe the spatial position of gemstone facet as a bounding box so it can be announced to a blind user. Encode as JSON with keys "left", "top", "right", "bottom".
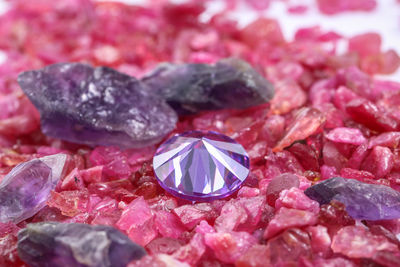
{"left": 0, "top": 154, "right": 67, "bottom": 224}
{"left": 153, "top": 131, "right": 250, "bottom": 201}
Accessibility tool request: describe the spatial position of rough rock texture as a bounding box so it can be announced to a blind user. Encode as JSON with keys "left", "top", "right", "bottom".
{"left": 304, "top": 177, "right": 400, "bottom": 220}
{"left": 142, "top": 58, "right": 274, "bottom": 115}
{"left": 18, "top": 63, "right": 178, "bottom": 148}
{"left": 17, "top": 222, "right": 146, "bottom": 267}
{"left": 0, "top": 154, "right": 67, "bottom": 224}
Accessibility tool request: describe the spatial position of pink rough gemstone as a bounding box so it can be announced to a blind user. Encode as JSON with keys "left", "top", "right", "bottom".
{"left": 349, "top": 33, "right": 381, "bottom": 57}
{"left": 214, "top": 200, "right": 247, "bottom": 232}
{"left": 90, "top": 147, "right": 131, "bottom": 179}
{"left": 325, "top": 127, "right": 367, "bottom": 145}
{"left": 236, "top": 245, "right": 269, "bottom": 267}
{"left": 154, "top": 210, "right": 186, "bottom": 239}
{"left": 264, "top": 207, "right": 318, "bottom": 238}
{"left": 240, "top": 18, "right": 284, "bottom": 47}
{"left": 317, "top": 0, "right": 377, "bottom": 15}
{"left": 361, "top": 146, "right": 394, "bottom": 178}
{"left": 307, "top": 225, "right": 331, "bottom": 256}
{"left": 116, "top": 197, "right": 157, "bottom": 246}
{"left": 204, "top": 231, "right": 257, "bottom": 263}
{"left": 172, "top": 233, "right": 206, "bottom": 265}
{"left": 288, "top": 143, "right": 320, "bottom": 172}
{"left": 265, "top": 173, "right": 300, "bottom": 206}
{"left": 236, "top": 196, "right": 266, "bottom": 232}
{"left": 274, "top": 108, "right": 326, "bottom": 152}
{"left": 275, "top": 187, "right": 320, "bottom": 214}
{"left": 270, "top": 80, "right": 307, "bottom": 115}
{"left": 128, "top": 254, "right": 189, "bottom": 267}
{"left": 331, "top": 226, "right": 398, "bottom": 258}
{"left": 323, "top": 141, "right": 348, "bottom": 172}
{"left": 368, "top": 132, "right": 400, "bottom": 149}
{"left": 346, "top": 98, "right": 398, "bottom": 132}
{"left": 173, "top": 203, "right": 217, "bottom": 230}
{"left": 266, "top": 228, "right": 312, "bottom": 265}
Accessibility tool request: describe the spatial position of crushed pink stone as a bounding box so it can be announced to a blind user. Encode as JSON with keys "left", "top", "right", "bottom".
{"left": 0, "top": 0, "right": 400, "bottom": 266}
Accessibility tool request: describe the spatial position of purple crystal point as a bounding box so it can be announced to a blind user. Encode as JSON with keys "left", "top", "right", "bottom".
{"left": 0, "top": 154, "right": 67, "bottom": 223}
{"left": 17, "top": 222, "right": 146, "bottom": 267}
{"left": 153, "top": 131, "right": 250, "bottom": 201}
{"left": 142, "top": 58, "right": 274, "bottom": 115}
{"left": 18, "top": 63, "right": 177, "bottom": 148}
{"left": 304, "top": 177, "right": 400, "bottom": 220}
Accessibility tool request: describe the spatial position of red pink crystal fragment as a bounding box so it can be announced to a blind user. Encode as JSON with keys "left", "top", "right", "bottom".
{"left": 332, "top": 226, "right": 398, "bottom": 258}
{"left": 264, "top": 207, "right": 318, "bottom": 238}
{"left": 317, "top": 0, "right": 377, "bottom": 15}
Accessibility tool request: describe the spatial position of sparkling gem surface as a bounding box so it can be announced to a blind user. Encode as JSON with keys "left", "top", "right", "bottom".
{"left": 153, "top": 131, "right": 250, "bottom": 201}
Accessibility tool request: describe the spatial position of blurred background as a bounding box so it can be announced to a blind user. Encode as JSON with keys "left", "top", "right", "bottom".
{"left": 0, "top": 0, "right": 399, "bottom": 79}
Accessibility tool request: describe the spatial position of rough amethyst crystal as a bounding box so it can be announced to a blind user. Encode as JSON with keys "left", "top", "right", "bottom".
{"left": 304, "top": 177, "right": 400, "bottom": 220}
{"left": 17, "top": 222, "right": 146, "bottom": 267}
{"left": 18, "top": 63, "right": 177, "bottom": 148}
{"left": 0, "top": 154, "right": 67, "bottom": 224}
{"left": 142, "top": 58, "right": 274, "bottom": 114}
{"left": 153, "top": 131, "right": 250, "bottom": 201}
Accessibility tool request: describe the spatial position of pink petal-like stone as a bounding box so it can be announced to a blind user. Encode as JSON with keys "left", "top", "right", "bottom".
{"left": 331, "top": 226, "right": 398, "bottom": 258}
{"left": 325, "top": 127, "right": 367, "bottom": 145}
{"left": 264, "top": 207, "right": 318, "bottom": 239}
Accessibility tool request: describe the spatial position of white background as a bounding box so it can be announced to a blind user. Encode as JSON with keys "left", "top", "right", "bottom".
{"left": 0, "top": 0, "right": 399, "bottom": 80}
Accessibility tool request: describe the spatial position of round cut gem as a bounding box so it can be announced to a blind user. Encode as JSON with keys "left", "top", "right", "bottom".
{"left": 153, "top": 131, "right": 250, "bottom": 201}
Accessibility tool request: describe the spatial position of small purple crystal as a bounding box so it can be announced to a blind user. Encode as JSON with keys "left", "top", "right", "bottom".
{"left": 142, "top": 58, "right": 274, "bottom": 114}
{"left": 304, "top": 177, "right": 400, "bottom": 220}
{"left": 0, "top": 154, "right": 67, "bottom": 224}
{"left": 18, "top": 63, "right": 177, "bottom": 148}
{"left": 17, "top": 222, "right": 146, "bottom": 267}
{"left": 153, "top": 131, "right": 250, "bottom": 201}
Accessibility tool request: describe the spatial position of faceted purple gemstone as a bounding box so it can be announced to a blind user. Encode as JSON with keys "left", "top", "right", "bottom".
{"left": 0, "top": 154, "right": 67, "bottom": 223}
{"left": 18, "top": 63, "right": 177, "bottom": 148}
{"left": 304, "top": 177, "right": 400, "bottom": 220}
{"left": 153, "top": 131, "right": 250, "bottom": 201}
{"left": 17, "top": 222, "right": 146, "bottom": 267}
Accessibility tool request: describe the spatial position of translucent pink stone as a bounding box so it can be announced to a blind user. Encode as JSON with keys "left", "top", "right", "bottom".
{"left": 331, "top": 226, "right": 398, "bottom": 258}
{"left": 325, "top": 127, "right": 367, "bottom": 145}
{"left": 153, "top": 131, "right": 250, "bottom": 201}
